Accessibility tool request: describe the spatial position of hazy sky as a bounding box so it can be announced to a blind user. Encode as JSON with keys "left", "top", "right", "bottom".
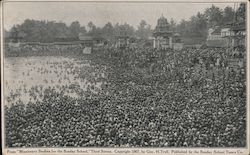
{"left": 3, "top": 1, "right": 236, "bottom": 30}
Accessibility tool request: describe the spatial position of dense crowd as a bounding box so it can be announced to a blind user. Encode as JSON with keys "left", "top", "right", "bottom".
{"left": 5, "top": 45, "right": 246, "bottom": 147}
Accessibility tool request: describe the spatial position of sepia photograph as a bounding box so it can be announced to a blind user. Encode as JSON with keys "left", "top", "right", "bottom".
{"left": 1, "top": 0, "right": 249, "bottom": 154}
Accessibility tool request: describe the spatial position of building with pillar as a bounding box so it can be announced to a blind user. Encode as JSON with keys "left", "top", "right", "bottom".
{"left": 115, "top": 25, "right": 131, "bottom": 48}
{"left": 115, "top": 35, "right": 130, "bottom": 48}
{"left": 153, "top": 15, "right": 173, "bottom": 50}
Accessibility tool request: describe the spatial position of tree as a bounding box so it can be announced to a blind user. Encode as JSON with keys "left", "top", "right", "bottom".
{"left": 87, "top": 21, "right": 96, "bottom": 32}
{"left": 169, "top": 18, "right": 176, "bottom": 32}
{"left": 176, "top": 12, "right": 207, "bottom": 38}
{"left": 102, "top": 22, "right": 114, "bottom": 41}
{"left": 136, "top": 20, "right": 152, "bottom": 39}
{"left": 9, "top": 25, "right": 19, "bottom": 42}
{"left": 69, "top": 21, "right": 81, "bottom": 38}
{"left": 18, "top": 19, "right": 35, "bottom": 41}
{"left": 80, "top": 26, "right": 87, "bottom": 34}
{"left": 176, "top": 19, "right": 188, "bottom": 36}
{"left": 53, "top": 22, "right": 71, "bottom": 41}
{"left": 45, "top": 21, "right": 57, "bottom": 42}
{"left": 236, "top": 3, "right": 246, "bottom": 23}
{"left": 192, "top": 12, "right": 208, "bottom": 37}
{"left": 122, "top": 23, "right": 135, "bottom": 37}
{"left": 204, "top": 5, "right": 223, "bottom": 27}
{"left": 4, "top": 29, "right": 10, "bottom": 39}
{"left": 113, "top": 23, "right": 120, "bottom": 37}
{"left": 222, "top": 6, "right": 235, "bottom": 24}
{"left": 139, "top": 20, "right": 147, "bottom": 29}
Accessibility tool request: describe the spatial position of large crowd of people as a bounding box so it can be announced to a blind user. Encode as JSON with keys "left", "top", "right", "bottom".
{"left": 4, "top": 44, "right": 246, "bottom": 147}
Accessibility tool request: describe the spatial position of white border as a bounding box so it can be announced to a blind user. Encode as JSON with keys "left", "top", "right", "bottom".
{"left": 1, "top": 0, "right": 249, "bottom": 155}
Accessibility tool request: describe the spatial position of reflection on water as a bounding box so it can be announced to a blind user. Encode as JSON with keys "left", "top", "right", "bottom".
{"left": 4, "top": 56, "right": 105, "bottom": 106}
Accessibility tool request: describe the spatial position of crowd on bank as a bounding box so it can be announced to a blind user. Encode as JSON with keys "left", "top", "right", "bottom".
{"left": 5, "top": 45, "right": 246, "bottom": 147}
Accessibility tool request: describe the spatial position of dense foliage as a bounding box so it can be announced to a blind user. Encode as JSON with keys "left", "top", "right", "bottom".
{"left": 6, "top": 3, "right": 246, "bottom": 43}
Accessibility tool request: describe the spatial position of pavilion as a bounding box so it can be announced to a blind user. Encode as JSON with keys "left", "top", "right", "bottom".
{"left": 153, "top": 15, "right": 173, "bottom": 49}
{"left": 153, "top": 15, "right": 183, "bottom": 50}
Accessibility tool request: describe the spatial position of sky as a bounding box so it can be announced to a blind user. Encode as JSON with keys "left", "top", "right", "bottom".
{"left": 3, "top": 1, "right": 237, "bottom": 31}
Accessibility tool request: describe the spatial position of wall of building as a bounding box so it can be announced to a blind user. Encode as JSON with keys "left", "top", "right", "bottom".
{"left": 206, "top": 38, "right": 229, "bottom": 47}
{"left": 173, "top": 43, "right": 184, "bottom": 50}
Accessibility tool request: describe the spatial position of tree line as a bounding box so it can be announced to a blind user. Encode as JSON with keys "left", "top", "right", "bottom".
{"left": 6, "top": 3, "right": 245, "bottom": 43}
{"left": 176, "top": 3, "right": 246, "bottom": 39}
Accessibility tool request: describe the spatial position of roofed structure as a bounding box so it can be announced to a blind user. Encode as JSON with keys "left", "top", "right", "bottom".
{"left": 153, "top": 15, "right": 172, "bottom": 37}
{"left": 153, "top": 15, "right": 182, "bottom": 50}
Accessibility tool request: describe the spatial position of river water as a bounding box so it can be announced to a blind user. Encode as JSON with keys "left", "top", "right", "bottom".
{"left": 4, "top": 56, "right": 105, "bottom": 106}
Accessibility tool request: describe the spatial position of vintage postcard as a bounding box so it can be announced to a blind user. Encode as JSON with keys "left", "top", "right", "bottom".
{"left": 1, "top": 0, "right": 249, "bottom": 155}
